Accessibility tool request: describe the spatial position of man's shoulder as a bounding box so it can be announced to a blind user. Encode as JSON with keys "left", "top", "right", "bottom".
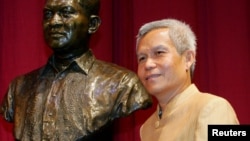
{"left": 195, "top": 92, "right": 228, "bottom": 103}
{"left": 11, "top": 66, "right": 45, "bottom": 83}
{"left": 192, "top": 92, "right": 234, "bottom": 114}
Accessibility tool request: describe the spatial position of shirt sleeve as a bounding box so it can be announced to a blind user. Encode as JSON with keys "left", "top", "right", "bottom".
{"left": 111, "top": 72, "right": 152, "bottom": 119}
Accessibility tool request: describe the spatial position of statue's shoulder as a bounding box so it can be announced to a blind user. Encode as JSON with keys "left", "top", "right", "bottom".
{"left": 93, "top": 59, "right": 137, "bottom": 78}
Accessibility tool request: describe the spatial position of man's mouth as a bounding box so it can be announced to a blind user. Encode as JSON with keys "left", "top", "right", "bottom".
{"left": 146, "top": 74, "right": 161, "bottom": 80}
{"left": 50, "top": 32, "right": 65, "bottom": 38}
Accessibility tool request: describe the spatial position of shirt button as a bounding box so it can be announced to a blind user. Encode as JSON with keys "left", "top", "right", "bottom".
{"left": 65, "top": 127, "right": 69, "bottom": 131}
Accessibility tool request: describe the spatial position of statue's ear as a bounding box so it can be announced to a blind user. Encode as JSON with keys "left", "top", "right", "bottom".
{"left": 88, "top": 15, "right": 101, "bottom": 34}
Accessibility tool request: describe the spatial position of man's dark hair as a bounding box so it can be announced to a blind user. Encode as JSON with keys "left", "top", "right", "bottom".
{"left": 78, "top": 0, "right": 100, "bottom": 16}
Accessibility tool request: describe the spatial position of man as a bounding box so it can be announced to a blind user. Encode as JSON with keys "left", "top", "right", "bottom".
{"left": 0, "top": 0, "right": 152, "bottom": 140}
{"left": 136, "top": 18, "right": 239, "bottom": 141}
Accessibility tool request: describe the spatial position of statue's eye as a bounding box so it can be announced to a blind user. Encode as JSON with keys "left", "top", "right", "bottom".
{"left": 43, "top": 10, "right": 53, "bottom": 19}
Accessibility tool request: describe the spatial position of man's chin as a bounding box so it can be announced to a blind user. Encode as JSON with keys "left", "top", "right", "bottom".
{"left": 46, "top": 37, "right": 68, "bottom": 48}
{"left": 47, "top": 42, "right": 68, "bottom": 50}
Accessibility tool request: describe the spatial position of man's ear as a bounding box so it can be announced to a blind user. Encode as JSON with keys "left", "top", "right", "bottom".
{"left": 184, "top": 50, "right": 195, "bottom": 70}
{"left": 88, "top": 15, "right": 101, "bottom": 34}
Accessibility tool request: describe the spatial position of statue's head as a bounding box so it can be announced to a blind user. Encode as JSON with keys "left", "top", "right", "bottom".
{"left": 43, "top": 0, "right": 101, "bottom": 53}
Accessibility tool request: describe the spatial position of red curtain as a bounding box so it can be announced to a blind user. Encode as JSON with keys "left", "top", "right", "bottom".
{"left": 1, "top": 0, "right": 249, "bottom": 140}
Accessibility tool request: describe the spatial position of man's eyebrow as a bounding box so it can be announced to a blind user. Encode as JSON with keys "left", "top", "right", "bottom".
{"left": 152, "top": 45, "right": 167, "bottom": 51}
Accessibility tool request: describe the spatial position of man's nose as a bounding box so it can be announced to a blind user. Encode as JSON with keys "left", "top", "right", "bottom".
{"left": 145, "top": 58, "right": 156, "bottom": 70}
{"left": 49, "top": 13, "right": 63, "bottom": 27}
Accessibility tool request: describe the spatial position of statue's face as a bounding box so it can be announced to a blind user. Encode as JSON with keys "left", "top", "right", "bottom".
{"left": 43, "top": 0, "right": 89, "bottom": 50}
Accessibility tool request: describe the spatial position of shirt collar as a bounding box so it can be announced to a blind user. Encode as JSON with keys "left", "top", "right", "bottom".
{"left": 168, "top": 84, "right": 199, "bottom": 107}
{"left": 74, "top": 49, "right": 95, "bottom": 75}
{"left": 156, "top": 84, "right": 199, "bottom": 118}
{"left": 46, "top": 49, "right": 95, "bottom": 75}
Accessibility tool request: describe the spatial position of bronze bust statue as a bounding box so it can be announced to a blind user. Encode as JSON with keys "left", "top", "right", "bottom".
{"left": 0, "top": 0, "right": 152, "bottom": 140}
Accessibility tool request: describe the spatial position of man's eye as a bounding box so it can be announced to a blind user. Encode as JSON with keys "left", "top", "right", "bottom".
{"left": 61, "top": 10, "right": 72, "bottom": 17}
{"left": 156, "top": 51, "right": 165, "bottom": 55}
{"left": 44, "top": 10, "right": 53, "bottom": 19}
{"left": 138, "top": 56, "right": 145, "bottom": 62}
{"left": 60, "top": 7, "right": 75, "bottom": 18}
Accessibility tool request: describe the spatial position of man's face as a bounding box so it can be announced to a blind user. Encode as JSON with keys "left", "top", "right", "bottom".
{"left": 136, "top": 28, "right": 188, "bottom": 97}
{"left": 43, "top": 0, "right": 89, "bottom": 50}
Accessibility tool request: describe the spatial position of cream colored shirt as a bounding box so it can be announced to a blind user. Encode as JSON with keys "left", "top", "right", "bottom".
{"left": 140, "top": 84, "right": 239, "bottom": 141}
